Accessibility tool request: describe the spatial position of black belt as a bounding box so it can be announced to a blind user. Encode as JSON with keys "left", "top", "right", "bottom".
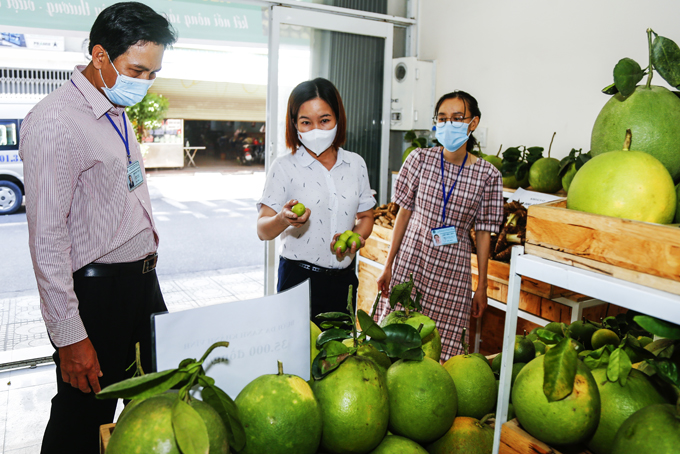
{"left": 74, "top": 253, "right": 158, "bottom": 278}
{"left": 281, "top": 256, "right": 355, "bottom": 276}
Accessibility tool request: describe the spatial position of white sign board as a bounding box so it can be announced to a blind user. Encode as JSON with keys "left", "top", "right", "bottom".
{"left": 507, "top": 187, "right": 564, "bottom": 208}
{"left": 153, "top": 280, "right": 310, "bottom": 399}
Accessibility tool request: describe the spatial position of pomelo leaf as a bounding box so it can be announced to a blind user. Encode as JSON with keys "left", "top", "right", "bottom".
{"left": 404, "top": 130, "right": 416, "bottom": 142}
{"left": 502, "top": 147, "right": 522, "bottom": 162}
{"left": 312, "top": 341, "right": 352, "bottom": 379}
{"left": 320, "top": 320, "right": 352, "bottom": 330}
{"left": 644, "top": 338, "right": 675, "bottom": 358}
{"left": 607, "top": 348, "right": 632, "bottom": 386}
{"left": 390, "top": 274, "right": 414, "bottom": 310}
{"left": 172, "top": 398, "right": 210, "bottom": 454}
{"left": 316, "top": 328, "right": 352, "bottom": 349}
{"left": 515, "top": 162, "right": 530, "bottom": 181}
{"left": 646, "top": 359, "right": 680, "bottom": 388}
{"left": 372, "top": 324, "right": 423, "bottom": 358}
{"left": 634, "top": 315, "right": 680, "bottom": 339}
{"left": 526, "top": 147, "right": 544, "bottom": 164}
{"left": 543, "top": 337, "right": 578, "bottom": 402}
{"left": 97, "top": 369, "right": 186, "bottom": 400}
{"left": 582, "top": 344, "right": 615, "bottom": 370}
{"left": 613, "top": 57, "right": 644, "bottom": 97}
{"left": 400, "top": 346, "right": 425, "bottom": 361}
{"left": 357, "top": 309, "right": 387, "bottom": 341}
{"left": 415, "top": 137, "right": 428, "bottom": 148}
{"left": 501, "top": 160, "right": 519, "bottom": 177}
{"left": 403, "top": 314, "right": 435, "bottom": 339}
{"left": 201, "top": 383, "right": 246, "bottom": 451}
{"left": 602, "top": 82, "right": 619, "bottom": 95}
{"left": 536, "top": 329, "right": 563, "bottom": 345}
{"left": 315, "top": 312, "right": 352, "bottom": 322}
{"left": 652, "top": 35, "right": 680, "bottom": 88}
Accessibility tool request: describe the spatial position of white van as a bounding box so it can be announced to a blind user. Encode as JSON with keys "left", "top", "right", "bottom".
{"left": 0, "top": 103, "right": 32, "bottom": 215}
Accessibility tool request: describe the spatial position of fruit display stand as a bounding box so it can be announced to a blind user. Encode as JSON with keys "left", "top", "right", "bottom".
{"left": 493, "top": 246, "right": 680, "bottom": 454}
{"left": 100, "top": 423, "right": 114, "bottom": 453}
{"left": 499, "top": 418, "right": 592, "bottom": 454}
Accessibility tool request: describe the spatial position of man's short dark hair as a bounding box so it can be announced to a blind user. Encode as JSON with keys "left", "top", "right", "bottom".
{"left": 88, "top": 2, "right": 177, "bottom": 61}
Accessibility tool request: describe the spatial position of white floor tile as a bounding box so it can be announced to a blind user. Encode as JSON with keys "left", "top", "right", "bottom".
{"left": 4, "top": 382, "right": 53, "bottom": 451}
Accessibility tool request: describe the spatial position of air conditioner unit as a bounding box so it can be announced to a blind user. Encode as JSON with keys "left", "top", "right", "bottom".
{"left": 390, "top": 57, "right": 435, "bottom": 131}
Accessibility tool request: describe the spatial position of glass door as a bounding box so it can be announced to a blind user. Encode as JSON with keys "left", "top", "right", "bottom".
{"left": 264, "top": 6, "right": 393, "bottom": 295}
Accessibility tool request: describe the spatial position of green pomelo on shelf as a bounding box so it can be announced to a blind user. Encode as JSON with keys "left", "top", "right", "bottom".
{"left": 511, "top": 363, "right": 526, "bottom": 387}
{"left": 386, "top": 357, "right": 458, "bottom": 445}
{"left": 568, "top": 320, "right": 598, "bottom": 350}
{"left": 421, "top": 328, "right": 443, "bottom": 362}
{"left": 491, "top": 353, "right": 502, "bottom": 374}
{"left": 236, "top": 364, "right": 322, "bottom": 454}
{"left": 443, "top": 354, "right": 497, "bottom": 419}
{"left": 312, "top": 356, "right": 389, "bottom": 454}
{"left": 569, "top": 133, "right": 677, "bottom": 224}
{"left": 426, "top": 416, "right": 494, "bottom": 454}
{"left": 512, "top": 355, "right": 601, "bottom": 446}
{"left": 529, "top": 157, "right": 562, "bottom": 193}
{"left": 341, "top": 339, "right": 391, "bottom": 375}
{"left": 591, "top": 85, "right": 680, "bottom": 182}
{"left": 502, "top": 172, "right": 529, "bottom": 189}
{"left": 369, "top": 434, "right": 428, "bottom": 454}
{"left": 107, "top": 393, "right": 229, "bottom": 454}
{"left": 544, "top": 322, "right": 565, "bottom": 336}
{"left": 591, "top": 329, "right": 620, "bottom": 350}
{"left": 611, "top": 404, "right": 680, "bottom": 454}
{"left": 469, "top": 353, "right": 490, "bottom": 368}
{"left": 515, "top": 334, "right": 536, "bottom": 364}
{"left": 483, "top": 155, "right": 503, "bottom": 171}
{"left": 533, "top": 341, "right": 547, "bottom": 356}
{"left": 311, "top": 321, "right": 322, "bottom": 364}
{"left": 562, "top": 162, "right": 578, "bottom": 193}
{"left": 381, "top": 311, "right": 441, "bottom": 362}
{"left": 586, "top": 368, "right": 668, "bottom": 454}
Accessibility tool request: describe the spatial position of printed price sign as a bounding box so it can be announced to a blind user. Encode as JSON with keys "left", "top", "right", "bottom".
{"left": 507, "top": 187, "right": 564, "bottom": 208}
{"left": 153, "top": 280, "right": 311, "bottom": 398}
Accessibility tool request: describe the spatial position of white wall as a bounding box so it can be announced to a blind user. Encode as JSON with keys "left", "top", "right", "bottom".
{"left": 417, "top": 0, "right": 680, "bottom": 159}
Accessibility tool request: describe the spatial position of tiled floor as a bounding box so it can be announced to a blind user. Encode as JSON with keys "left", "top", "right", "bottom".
{"left": 0, "top": 266, "right": 264, "bottom": 453}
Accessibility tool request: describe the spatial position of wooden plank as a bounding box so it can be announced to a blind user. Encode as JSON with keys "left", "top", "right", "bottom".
{"left": 526, "top": 199, "right": 680, "bottom": 282}
{"left": 500, "top": 419, "right": 592, "bottom": 454}
{"left": 100, "top": 423, "right": 115, "bottom": 454}
{"left": 369, "top": 224, "right": 393, "bottom": 242}
{"left": 524, "top": 244, "right": 680, "bottom": 297}
{"left": 357, "top": 261, "right": 382, "bottom": 315}
{"left": 360, "top": 237, "right": 390, "bottom": 265}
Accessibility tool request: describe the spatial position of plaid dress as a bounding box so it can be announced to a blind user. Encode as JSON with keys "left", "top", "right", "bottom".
{"left": 376, "top": 147, "right": 503, "bottom": 361}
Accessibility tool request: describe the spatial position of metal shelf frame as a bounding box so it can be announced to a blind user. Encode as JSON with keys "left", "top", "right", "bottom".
{"left": 492, "top": 246, "right": 680, "bottom": 454}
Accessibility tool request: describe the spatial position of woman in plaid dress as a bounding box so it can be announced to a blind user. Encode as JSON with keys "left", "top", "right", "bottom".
{"left": 376, "top": 91, "right": 503, "bottom": 360}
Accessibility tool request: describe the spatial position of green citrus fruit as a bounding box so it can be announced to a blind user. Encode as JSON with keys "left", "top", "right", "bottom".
{"left": 483, "top": 155, "right": 502, "bottom": 171}
{"left": 562, "top": 162, "right": 578, "bottom": 193}
{"left": 381, "top": 311, "right": 441, "bottom": 362}
{"left": 567, "top": 144, "right": 676, "bottom": 224}
{"left": 443, "top": 354, "right": 497, "bottom": 419}
{"left": 636, "top": 336, "right": 653, "bottom": 348}
{"left": 611, "top": 403, "right": 680, "bottom": 454}
{"left": 591, "top": 85, "right": 680, "bottom": 182}
{"left": 338, "top": 231, "right": 352, "bottom": 242}
{"left": 491, "top": 353, "right": 502, "bottom": 374}
{"left": 403, "top": 146, "right": 417, "bottom": 163}
{"left": 344, "top": 229, "right": 354, "bottom": 236}
{"left": 529, "top": 157, "right": 562, "bottom": 193}
{"left": 346, "top": 233, "right": 362, "bottom": 250}
{"left": 236, "top": 364, "right": 322, "bottom": 454}
{"left": 591, "top": 329, "right": 620, "bottom": 350}
{"left": 544, "top": 322, "right": 566, "bottom": 336}
{"left": 333, "top": 240, "right": 347, "bottom": 254}
{"left": 369, "top": 434, "right": 428, "bottom": 454}
{"left": 341, "top": 340, "right": 391, "bottom": 375}
{"left": 386, "top": 357, "right": 458, "bottom": 444}
{"left": 107, "top": 393, "right": 229, "bottom": 454}
{"left": 426, "top": 416, "right": 494, "bottom": 454}
{"left": 511, "top": 363, "right": 525, "bottom": 387}
{"left": 312, "top": 356, "right": 389, "bottom": 453}
{"left": 291, "top": 202, "right": 306, "bottom": 217}
{"left": 311, "top": 321, "right": 322, "bottom": 369}
{"left": 470, "top": 353, "right": 490, "bottom": 368}
{"left": 587, "top": 368, "right": 667, "bottom": 454}
{"left": 568, "top": 320, "right": 598, "bottom": 350}
{"left": 502, "top": 172, "right": 529, "bottom": 189}
{"left": 512, "top": 355, "right": 600, "bottom": 445}
{"left": 514, "top": 334, "right": 536, "bottom": 363}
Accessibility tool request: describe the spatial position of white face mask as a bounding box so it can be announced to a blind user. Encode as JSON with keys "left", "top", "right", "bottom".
{"left": 298, "top": 125, "right": 337, "bottom": 155}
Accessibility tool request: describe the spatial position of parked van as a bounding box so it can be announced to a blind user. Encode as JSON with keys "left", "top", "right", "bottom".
{"left": 0, "top": 103, "right": 32, "bottom": 215}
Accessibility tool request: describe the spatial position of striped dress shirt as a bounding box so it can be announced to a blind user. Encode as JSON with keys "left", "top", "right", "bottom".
{"left": 19, "top": 65, "right": 159, "bottom": 348}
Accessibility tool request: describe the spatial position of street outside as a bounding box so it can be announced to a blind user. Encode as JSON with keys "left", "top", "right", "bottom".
{"left": 0, "top": 163, "right": 268, "bottom": 352}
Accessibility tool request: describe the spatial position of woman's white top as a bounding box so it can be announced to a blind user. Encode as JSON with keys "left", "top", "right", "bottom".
{"left": 257, "top": 146, "right": 376, "bottom": 269}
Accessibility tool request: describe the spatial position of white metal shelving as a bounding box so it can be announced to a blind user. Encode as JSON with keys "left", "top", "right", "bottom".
{"left": 491, "top": 246, "right": 680, "bottom": 454}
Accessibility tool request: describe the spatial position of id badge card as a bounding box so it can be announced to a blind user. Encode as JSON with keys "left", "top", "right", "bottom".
{"left": 127, "top": 160, "right": 144, "bottom": 192}
{"left": 431, "top": 225, "right": 458, "bottom": 247}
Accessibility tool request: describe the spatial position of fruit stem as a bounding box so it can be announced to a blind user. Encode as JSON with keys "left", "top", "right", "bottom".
{"left": 199, "top": 341, "right": 230, "bottom": 364}
{"left": 646, "top": 28, "right": 654, "bottom": 89}
{"left": 461, "top": 327, "right": 469, "bottom": 356}
{"left": 523, "top": 329, "right": 527, "bottom": 339}
{"left": 548, "top": 132, "right": 556, "bottom": 158}
{"left": 417, "top": 323, "right": 424, "bottom": 333}
{"left": 623, "top": 129, "right": 632, "bottom": 151}
{"left": 404, "top": 306, "right": 410, "bottom": 318}
{"left": 277, "top": 360, "right": 283, "bottom": 375}
{"left": 135, "top": 342, "right": 145, "bottom": 376}
{"left": 479, "top": 413, "right": 495, "bottom": 426}
{"left": 496, "top": 144, "right": 502, "bottom": 158}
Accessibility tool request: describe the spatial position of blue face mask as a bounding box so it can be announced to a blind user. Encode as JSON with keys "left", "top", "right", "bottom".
{"left": 435, "top": 121, "right": 472, "bottom": 152}
{"left": 100, "top": 52, "right": 154, "bottom": 106}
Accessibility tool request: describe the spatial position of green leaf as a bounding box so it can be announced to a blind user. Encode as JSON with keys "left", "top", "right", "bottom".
{"left": 515, "top": 162, "right": 530, "bottom": 181}
{"left": 536, "top": 329, "right": 564, "bottom": 345}
{"left": 97, "top": 369, "right": 186, "bottom": 400}
{"left": 403, "top": 314, "right": 436, "bottom": 339}
{"left": 613, "top": 58, "right": 644, "bottom": 97}
{"left": 634, "top": 315, "right": 680, "bottom": 339}
{"left": 400, "top": 347, "right": 425, "bottom": 361}
{"left": 543, "top": 337, "right": 578, "bottom": 402}
{"left": 582, "top": 344, "right": 615, "bottom": 370}
{"left": 575, "top": 153, "right": 591, "bottom": 170}
{"left": 316, "top": 328, "right": 352, "bottom": 348}
{"left": 404, "top": 131, "right": 416, "bottom": 142}
{"left": 526, "top": 147, "right": 544, "bottom": 165}
{"left": 415, "top": 137, "right": 428, "bottom": 148}
{"left": 389, "top": 275, "right": 414, "bottom": 309}
{"left": 413, "top": 290, "right": 423, "bottom": 312}
{"left": 602, "top": 82, "right": 619, "bottom": 95}
{"left": 502, "top": 147, "right": 522, "bottom": 162}
{"left": 652, "top": 35, "right": 680, "bottom": 88}
{"left": 375, "top": 324, "right": 423, "bottom": 358}
{"left": 315, "top": 312, "right": 352, "bottom": 322}
{"left": 172, "top": 398, "right": 210, "bottom": 454}
{"left": 501, "top": 160, "right": 519, "bottom": 178}
{"left": 357, "top": 309, "right": 387, "bottom": 341}
{"left": 312, "top": 341, "right": 352, "bottom": 379}
{"left": 647, "top": 359, "right": 680, "bottom": 388}
{"left": 320, "top": 320, "right": 352, "bottom": 330}
{"left": 607, "top": 348, "right": 633, "bottom": 386}
{"left": 201, "top": 383, "right": 246, "bottom": 451}
{"left": 558, "top": 156, "right": 572, "bottom": 175}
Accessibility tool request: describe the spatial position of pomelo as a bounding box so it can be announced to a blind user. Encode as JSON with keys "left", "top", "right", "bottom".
{"left": 369, "top": 434, "right": 428, "bottom": 454}
{"left": 591, "top": 329, "right": 620, "bottom": 350}
{"left": 529, "top": 157, "right": 562, "bottom": 193}
{"left": 502, "top": 173, "right": 529, "bottom": 189}
{"left": 512, "top": 355, "right": 600, "bottom": 446}
{"left": 443, "top": 354, "right": 497, "bottom": 419}
{"left": 514, "top": 333, "right": 536, "bottom": 364}
{"left": 562, "top": 162, "right": 578, "bottom": 193}
{"left": 341, "top": 339, "right": 391, "bottom": 375}
{"left": 381, "top": 311, "right": 441, "bottom": 362}
{"left": 568, "top": 320, "right": 598, "bottom": 350}
{"left": 483, "top": 155, "right": 502, "bottom": 171}
{"left": 587, "top": 368, "right": 667, "bottom": 454}
{"left": 311, "top": 321, "right": 322, "bottom": 365}
{"left": 107, "top": 393, "right": 229, "bottom": 454}
{"left": 591, "top": 85, "right": 680, "bottom": 182}
{"left": 568, "top": 131, "right": 676, "bottom": 224}
{"left": 611, "top": 404, "right": 680, "bottom": 454}
{"left": 426, "top": 415, "right": 494, "bottom": 454}
{"left": 312, "top": 356, "right": 389, "bottom": 453}
{"left": 386, "top": 357, "right": 458, "bottom": 444}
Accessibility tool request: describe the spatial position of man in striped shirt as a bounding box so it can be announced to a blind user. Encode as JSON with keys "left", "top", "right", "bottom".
{"left": 19, "top": 3, "right": 177, "bottom": 452}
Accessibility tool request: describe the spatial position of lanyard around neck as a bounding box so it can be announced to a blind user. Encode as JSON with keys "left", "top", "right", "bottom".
{"left": 440, "top": 150, "right": 468, "bottom": 225}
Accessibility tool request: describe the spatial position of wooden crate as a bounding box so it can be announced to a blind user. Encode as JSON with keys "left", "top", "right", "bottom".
{"left": 357, "top": 260, "right": 382, "bottom": 315}
{"left": 526, "top": 199, "right": 680, "bottom": 296}
{"left": 500, "top": 418, "right": 592, "bottom": 454}
{"left": 100, "top": 423, "right": 115, "bottom": 453}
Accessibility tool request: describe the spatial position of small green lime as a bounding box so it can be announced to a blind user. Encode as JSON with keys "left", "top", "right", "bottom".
{"left": 333, "top": 240, "right": 347, "bottom": 254}
{"left": 346, "top": 234, "right": 362, "bottom": 250}
{"left": 339, "top": 232, "right": 352, "bottom": 242}
{"left": 291, "top": 203, "right": 306, "bottom": 217}
{"left": 591, "top": 329, "right": 620, "bottom": 350}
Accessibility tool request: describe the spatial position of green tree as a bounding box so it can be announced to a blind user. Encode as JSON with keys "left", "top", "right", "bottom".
{"left": 125, "top": 93, "right": 170, "bottom": 143}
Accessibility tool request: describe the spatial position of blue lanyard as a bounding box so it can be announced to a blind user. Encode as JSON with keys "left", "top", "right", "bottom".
{"left": 440, "top": 151, "right": 468, "bottom": 224}
{"left": 71, "top": 79, "right": 131, "bottom": 164}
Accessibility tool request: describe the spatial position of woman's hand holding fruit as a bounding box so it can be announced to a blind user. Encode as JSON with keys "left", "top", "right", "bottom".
{"left": 331, "top": 230, "right": 364, "bottom": 259}
{"left": 280, "top": 200, "right": 310, "bottom": 228}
